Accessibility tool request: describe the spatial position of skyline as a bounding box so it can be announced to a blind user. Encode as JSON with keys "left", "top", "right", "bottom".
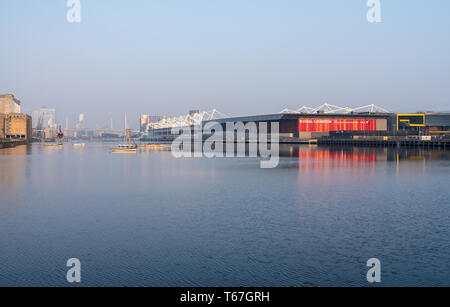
{"left": 1, "top": 1, "right": 450, "bottom": 129}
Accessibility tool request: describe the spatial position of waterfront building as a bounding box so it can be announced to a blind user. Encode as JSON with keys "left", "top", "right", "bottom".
{"left": 425, "top": 113, "right": 450, "bottom": 134}
{"left": 0, "top": 94, "right": 32, "bottom": 142}
{"left": 397, "top": 112, "right": 450, "bottom": 134}
{"left": 0, "top": 113, "right": 32, "bottom": 141}
{"left": 148, "top": 112, "right": 394, "bottom": 141}
{"left": 144, "top": 105, "right": 450, "bottom": 142}
{"left": 0, "top": 114, "right": 4, "bottom": 139}
{"left": 0, "top": 94, "right": 21, "bottom": 114}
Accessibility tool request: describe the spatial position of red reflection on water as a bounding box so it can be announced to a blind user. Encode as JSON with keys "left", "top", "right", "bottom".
{"left": 297, "top": 147, "right": 378, "bottom": 172}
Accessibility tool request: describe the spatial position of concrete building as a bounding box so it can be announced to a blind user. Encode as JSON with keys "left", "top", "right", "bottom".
{"left": 426, "top": 113, "right": 450, "bottom": 133}
{"left": 1, "top": 94, "right": 33, "bottom": 142}
{"left": 0, "top": 94, "right": 21, "bottom": 114}
{"left": 0, "top": 113, "right": 32, "bottom": 142}
{"left": 396, "top": 112, "right": 450, "bottom": 134}
{"left": 0, "top": 114, "right": 4, "bottom": 138}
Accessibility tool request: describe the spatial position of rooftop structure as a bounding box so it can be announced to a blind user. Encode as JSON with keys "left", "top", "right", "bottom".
{"left": 147, "top": 109, "right": 229, "bottom": 129}
{"left": 279, "top": 103, "right": 390, "bottom": 115}
{"left": 0, "top": 94, "right": 21, "bottom": 114}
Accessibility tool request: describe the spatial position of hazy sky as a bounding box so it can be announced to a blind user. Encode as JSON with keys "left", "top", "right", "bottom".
{"left": 1, "top": 0, "right": 449, "bottom": 129}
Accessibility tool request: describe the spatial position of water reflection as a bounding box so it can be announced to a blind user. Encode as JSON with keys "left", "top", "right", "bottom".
{"left": 279, "top": 144, "right": 449, "bottom": 161}
{"left": 0, "top": 144, "right": 448, "bottom": 192}
{"left": 0, "top": 142, "right": 449, "bottom": 286}
{"left": 0, "top": 145, "right": 31, "bottom": 195}
{"left": 171, "top": 143, "right": 449, "bottom": 161}
{"left": 0, "top": 144, "right": 32, "bottom": 156}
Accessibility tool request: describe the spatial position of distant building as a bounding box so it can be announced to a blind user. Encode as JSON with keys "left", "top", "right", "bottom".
{"left": 32, "top": 108, "right": 56, "bottom": 129}
{"left": 76, "top": 113, "right": 85, "bottom": 130}
{"left": 189, "top": 110, "right": 200, "bottom": 116}
{"left": 0, "top": 94, "right": 21, "bottom": 114}
{"left": 140, "top": 114, "right": 163, "bottom": 132}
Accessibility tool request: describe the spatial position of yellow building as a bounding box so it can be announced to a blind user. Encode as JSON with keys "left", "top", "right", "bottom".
{"left": 0, "top": 113, "right": 32, "bottom": 142}
{"left": 1, "top": 94, "right": 32, "bottom": 143}
{"left": 0, "top": 114, "right": 5, "bottom": 138}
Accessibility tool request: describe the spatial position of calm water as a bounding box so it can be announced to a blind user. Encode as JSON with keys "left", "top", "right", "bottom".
{"left": 0, "top": 143, "right": 449, "bottom": 287}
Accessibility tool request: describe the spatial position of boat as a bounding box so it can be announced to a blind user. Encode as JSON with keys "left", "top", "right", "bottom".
{"left": 73, "top": 143, "right": 86, "bottom": 148}
{"left": 110, "top": 144, "right": 137, "bottom": 153}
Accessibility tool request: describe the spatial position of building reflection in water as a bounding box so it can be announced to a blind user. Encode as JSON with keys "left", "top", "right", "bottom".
{"left": 0, "top": 144, "right": 448, "bottom": 194}
{"left": 276, "top": 145, "right": 449, "bottom": 178}
{"left": 278, "top": 144, "right": 449, "bottom": 161}
{"left": 0, "top": 145, "right": 32, "bottom": 196}
{"left": 279, "top": 145, "right": 379, "bottom": 178}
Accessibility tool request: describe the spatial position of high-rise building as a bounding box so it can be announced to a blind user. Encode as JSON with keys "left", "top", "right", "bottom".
{"left": 0, "top": 94, "right": 21, "bottom": 114}
{"left": 32, "top": 108, "right": 56, "bottom": 129}
{"left": 76, "top": 113, "right": 85, "bottom": 130}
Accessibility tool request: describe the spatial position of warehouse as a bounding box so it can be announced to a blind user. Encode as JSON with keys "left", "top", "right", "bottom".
{"left": 425, "top": 113, "right": 450, "bottom": 135}
{"left": 207, "top": 112, "right": 394, "bottom": 140}
{"left": 397, "top": 113, "right": 450, "bottom": 135}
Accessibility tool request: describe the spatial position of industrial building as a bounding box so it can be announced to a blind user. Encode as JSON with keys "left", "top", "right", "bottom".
{"left": 0, "top": 94, "right": 21, "bottom": 114}
{"left": 0, "top": 113, "right": 32, "bottom": 141}
{"left": 397, "top": 113, "right": 450, "bottom": 134}
{"left": 0, "top": 94, "right": 20, "bottom": 114}
{"left": 143, "top": 104, "right": 450, "bottom": 143}
{"left": 426, "top": 113, "right": 450, "bottom": 134}
{"left": 0, "top": 94, "right": 32, "bottom": 143}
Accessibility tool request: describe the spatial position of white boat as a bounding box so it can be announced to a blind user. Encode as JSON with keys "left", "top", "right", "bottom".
{"left": 110, "top": 144, "right": 137, "bottom": 153}
{"left": 73, "top": 143, "right": 86, "bottom": 147}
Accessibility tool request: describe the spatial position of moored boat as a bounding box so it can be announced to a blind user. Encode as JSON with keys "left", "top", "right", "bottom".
{"left": 110, "top": 144, "right": 137, "bottom": 153}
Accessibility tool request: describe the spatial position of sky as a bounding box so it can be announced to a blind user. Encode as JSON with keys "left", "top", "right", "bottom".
{"left": 1, "top": 0, "right": 449, "bottom": 129}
